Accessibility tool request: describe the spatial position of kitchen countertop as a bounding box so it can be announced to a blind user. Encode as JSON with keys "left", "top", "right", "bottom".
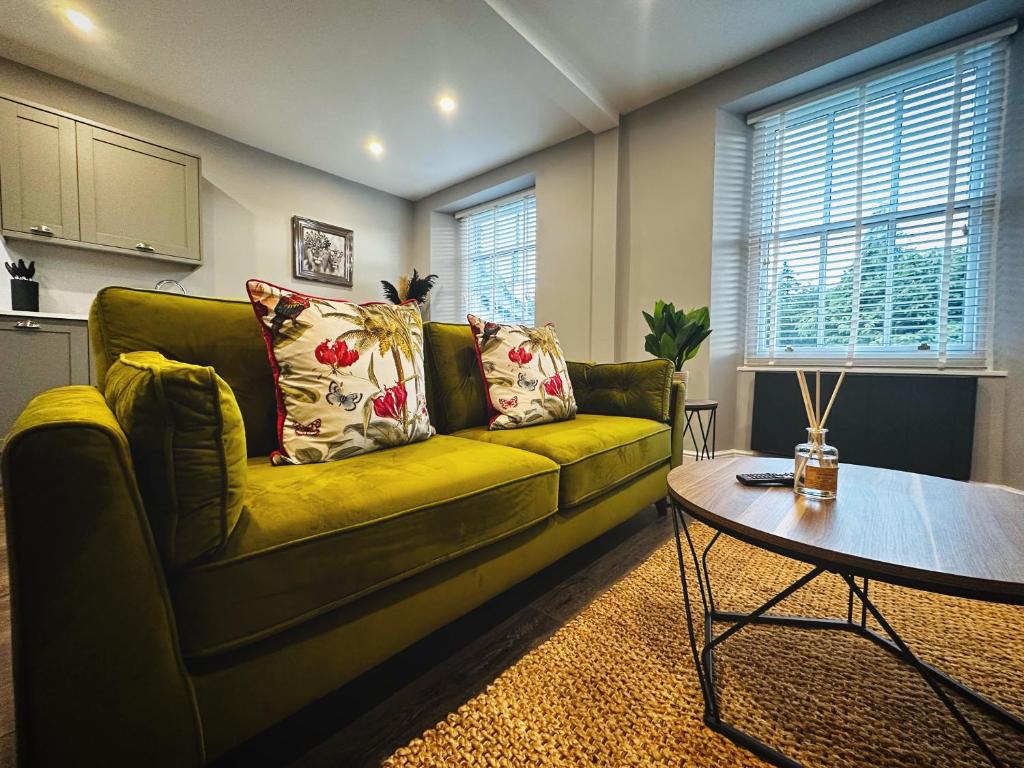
{"left": 0, "top": 309, "right": 89, "bottom": 322}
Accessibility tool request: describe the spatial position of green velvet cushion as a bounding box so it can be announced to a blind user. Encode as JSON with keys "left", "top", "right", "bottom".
{"left": 90, "top": 287, "right": 277, "bottom": 456}
{"left": 174, "top": 434, "right": 559, "bottom": 659}
{"left": 104, "top": 351, "right": 247, "bottom": 570}
{"left": 422, "top": 321, "right": 489, "bottom": 434}
{"left": 453, "top": 413, "right": 670, "bottom": 507}
{"left": 568, "top": 358, "right": 673, "bottom": 422}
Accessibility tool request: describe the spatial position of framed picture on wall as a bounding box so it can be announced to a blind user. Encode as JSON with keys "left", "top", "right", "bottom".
{"left": 292, "top": 216, "right": 354, "bottom": 287}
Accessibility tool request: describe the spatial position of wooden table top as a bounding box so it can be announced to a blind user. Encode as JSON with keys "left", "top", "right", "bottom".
{"left": 668, "top": 457, "right": 1024, "bottom": 604}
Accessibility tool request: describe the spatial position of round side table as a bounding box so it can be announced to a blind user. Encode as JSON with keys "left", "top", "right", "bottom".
{"left": 683, "top": 399, "right": 717, "bottom": 461}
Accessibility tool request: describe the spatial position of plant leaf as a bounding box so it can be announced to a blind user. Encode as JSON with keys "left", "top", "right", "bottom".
{"left": 658, "top": 332, "right": 676, "bottom": 360}
{"left": 294, "top": 447, "right": 323, "bottom": 464}
{"left": 278, "top": 382, "right": 320, "bottom": 404}
{"left": 683, "top": 329, "right": 712, "bottom": 360}
{"left": 644, "top": 334, "right": 660, "bottom": 358}
{"left": 361, "top": 396, "right": 373, "bottom": 439}
{"left": 367, "top": 355, "right": 379, "bottom": 389}
{"left": 326, "top": 444, "right": 364, "bottom": 461}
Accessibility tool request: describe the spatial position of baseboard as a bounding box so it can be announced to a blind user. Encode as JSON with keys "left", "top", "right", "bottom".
{"left": 680, "top": 447, "right": 757, "bottom": 460}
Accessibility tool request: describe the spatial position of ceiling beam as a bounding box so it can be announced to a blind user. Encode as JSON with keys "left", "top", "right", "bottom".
{"left": 482, "top": 0, "right": 619, "bottom": 133}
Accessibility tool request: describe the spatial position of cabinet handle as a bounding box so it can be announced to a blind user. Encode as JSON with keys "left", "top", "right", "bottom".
{"left": 14, "top": 320, "right": 40, "bottom": 330}
{"left": 134, "top": 242, "right": 155, "bottom": 253}
{"left": 29, "top": 225, "right": 53, "bottom": 236}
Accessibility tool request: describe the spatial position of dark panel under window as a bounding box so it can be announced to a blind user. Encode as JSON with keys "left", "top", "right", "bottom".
{"left": 750, "top": 372, "right": 977, "bottom": 480}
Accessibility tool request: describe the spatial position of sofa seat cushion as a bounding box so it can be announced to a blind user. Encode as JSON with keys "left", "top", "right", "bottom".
{"left": 176, "top": 436, "right": 561, "bottom": 659}
{"left": 452, "top": 414, "right": 670, "bottom": 508}
{"left": 173, "top": 435, "right": 558, "bottom": 659}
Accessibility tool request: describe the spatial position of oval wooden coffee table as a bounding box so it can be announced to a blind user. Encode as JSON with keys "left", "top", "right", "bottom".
{"left": 667, "top": 456, "right": 1024, "bottom": 768}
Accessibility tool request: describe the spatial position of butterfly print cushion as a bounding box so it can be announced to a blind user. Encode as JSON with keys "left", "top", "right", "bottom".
{"left": 247, "top": 279, "right": 433, "bottom": 464}
{"left": 468, "top": 314, "right": 577, "bottom": 430}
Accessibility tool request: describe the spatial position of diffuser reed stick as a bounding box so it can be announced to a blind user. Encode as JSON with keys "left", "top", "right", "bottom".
{"left": 819, "top": 371, "right": 846, "bottom": 430}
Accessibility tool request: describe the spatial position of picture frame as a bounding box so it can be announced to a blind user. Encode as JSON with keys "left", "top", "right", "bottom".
{"left": 292, "top": 216, "right": 354, "bottom": 287}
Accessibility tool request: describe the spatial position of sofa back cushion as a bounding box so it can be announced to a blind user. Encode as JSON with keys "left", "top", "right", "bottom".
{"left": 422, "top": 322, "right": 489, "bottom": 433}
{"left": 568, "top": 359, "right": 673, "bottom": 422}
{"left": 104, "top": 351, "right": 248, "bottom": 569}
{"left": 91, "top": 287, "right": 277, "bottom": 456}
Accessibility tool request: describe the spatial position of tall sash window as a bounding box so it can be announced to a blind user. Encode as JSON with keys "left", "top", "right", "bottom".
{"left": 456, "top": 190, "right": 537, "bottom": 325}
{"left": 745, "top": 27, "right": 1012, "bottom": 367}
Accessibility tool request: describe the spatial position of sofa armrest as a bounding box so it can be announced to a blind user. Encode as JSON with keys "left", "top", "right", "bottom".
{"left": 668, "top": 378, "right": 687, "bottom": 468}
{"left": 2, "top": 386, "right": 203, "bottom": 767}
{"left": 567, "top": 359, "right": 674, "bottom": 422}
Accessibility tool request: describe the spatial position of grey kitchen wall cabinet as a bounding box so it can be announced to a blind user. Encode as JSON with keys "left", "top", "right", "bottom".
{"left": 0, "top": 99, "right": 80, "bottom": 241}
{"left": 0, "top": 96, "right": 201, "bottom": 264}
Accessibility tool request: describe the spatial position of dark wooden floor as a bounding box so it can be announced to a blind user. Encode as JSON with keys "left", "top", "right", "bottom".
{"left": 0, "top": 504, "right": 670, "bottom": 768}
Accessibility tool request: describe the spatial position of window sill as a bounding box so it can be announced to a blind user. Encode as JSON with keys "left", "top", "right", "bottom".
{"left": 737, "top": 365, "right": 1007, "bottom": 378}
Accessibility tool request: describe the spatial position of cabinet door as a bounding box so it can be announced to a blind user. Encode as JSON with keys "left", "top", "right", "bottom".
{"left": 77, "top": 125, "right": 200, "bottom": 261}
{"left": 0, "top": 317, "right": 90, "bottom": 442}
{"left": 0, "top": 99, "right": 80, "bottom": 239}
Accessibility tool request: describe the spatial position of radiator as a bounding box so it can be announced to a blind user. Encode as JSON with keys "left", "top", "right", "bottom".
{"left": 750, "top": 372, "right": 977, "bottom": 480}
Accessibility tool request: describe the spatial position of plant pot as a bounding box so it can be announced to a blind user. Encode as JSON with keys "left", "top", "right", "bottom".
{"left": 673, "top": 369, "right": 689, "bottom": 400}
{"left": 10, "top": 279, "right": 38, "bottom": 312}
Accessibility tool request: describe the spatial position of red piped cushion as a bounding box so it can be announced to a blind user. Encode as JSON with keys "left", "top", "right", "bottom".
{"left": 468, "top": 314, "right": 577, "bottom": 430}
{"left": 245, "top": 279, "right": 433, "bottom": 464}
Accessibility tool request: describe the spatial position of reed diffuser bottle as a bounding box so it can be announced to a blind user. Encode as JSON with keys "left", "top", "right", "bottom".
{"left": 795, "top": 427, "right": 839, "bottom": 499}
{"left": 793, "top": 370, "right": 845, "bottom": 500}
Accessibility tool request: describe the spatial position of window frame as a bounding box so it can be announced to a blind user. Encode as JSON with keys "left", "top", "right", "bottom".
{"left": 455, "top": 188, "right": 537, "bottom": 326}
{"left": 744, "top": 31, "right": 1010, "bottom": 370}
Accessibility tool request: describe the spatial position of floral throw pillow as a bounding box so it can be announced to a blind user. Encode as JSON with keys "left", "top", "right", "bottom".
{"left": 247, "top": 280, "right": 433, "bottom": 464}
{"left": 468, "top": 315, "right": 577, "bottom": 430}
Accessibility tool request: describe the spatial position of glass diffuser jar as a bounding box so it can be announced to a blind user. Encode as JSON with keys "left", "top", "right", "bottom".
{"left": 794, "top": 428, "right": 839, "bottom": 499}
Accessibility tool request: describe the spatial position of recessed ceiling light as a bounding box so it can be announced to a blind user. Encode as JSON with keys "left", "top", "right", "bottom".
{"left": 63, "top": 9, "right": 95, "bottom": 32}
{"left": 367, "top": 140, "right": 384, "bottom": 157}
{"left": 437, "top": 95, "right": 457, "bottom": 114}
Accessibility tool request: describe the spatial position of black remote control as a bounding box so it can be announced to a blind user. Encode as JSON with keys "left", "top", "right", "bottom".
{"left": 736, "top": 472, "right": 795, "bottom": 487}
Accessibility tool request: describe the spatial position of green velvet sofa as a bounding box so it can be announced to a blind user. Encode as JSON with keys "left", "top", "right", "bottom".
{"left": 1, "top": 287, "right": 686, "bottom": 766}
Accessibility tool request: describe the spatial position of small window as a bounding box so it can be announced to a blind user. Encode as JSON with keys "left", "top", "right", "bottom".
{"left": 745, "top": 34, "right": 1009, "bottom": 368}
{"left": 456, "top": 190, "right": 536, "bottom": 325}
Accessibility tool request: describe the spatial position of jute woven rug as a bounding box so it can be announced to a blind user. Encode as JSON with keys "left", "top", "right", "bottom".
{"left": 384, "top": 522, "right": 1024, "bottom": 767}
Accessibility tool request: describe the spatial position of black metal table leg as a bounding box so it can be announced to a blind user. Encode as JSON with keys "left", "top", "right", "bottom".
{"left": 682, "top": 401, "right": 718, "bottom": 461}
{"left": 670, "top": 505, "right": 1024, "bottom": 768}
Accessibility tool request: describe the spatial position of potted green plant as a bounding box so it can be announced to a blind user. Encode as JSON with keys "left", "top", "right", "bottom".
{"left": 642, "top": 301, "right": 711, "bottom": 395}
{"left": 5, "top": 258, "right": 38, "bottom": 312}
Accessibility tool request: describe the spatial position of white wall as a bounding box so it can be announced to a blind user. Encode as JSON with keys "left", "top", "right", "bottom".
{"left": 0, "top": 57, "right": 413, "bottom": 315}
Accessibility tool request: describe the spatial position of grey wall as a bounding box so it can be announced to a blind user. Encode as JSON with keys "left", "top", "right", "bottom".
{"left": 14, "top": 0, "right": 1019, "bottom": 483}
{"left": 412, "top": 133, "right": 598, "bottom": 360}
{"left": 412, "top": 0, "right": 1024, "bottom": 485}
{"left": 0, "top": 57, "right": 414, "bottom": 316}
{"left": 991, "top": 27, "right": 1024, "bottom": 486}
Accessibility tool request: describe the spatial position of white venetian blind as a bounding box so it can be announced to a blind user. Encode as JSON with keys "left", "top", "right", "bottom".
{"left": 745, "top": 26, "right": 1013, "bottom": 368}
{"left": 456, "top": 190, "right": 537, "bottom": 324}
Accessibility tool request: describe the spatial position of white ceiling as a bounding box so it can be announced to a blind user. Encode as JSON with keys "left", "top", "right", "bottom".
{"left": 0, "top": 0, "right": 881, "bottom": 200}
